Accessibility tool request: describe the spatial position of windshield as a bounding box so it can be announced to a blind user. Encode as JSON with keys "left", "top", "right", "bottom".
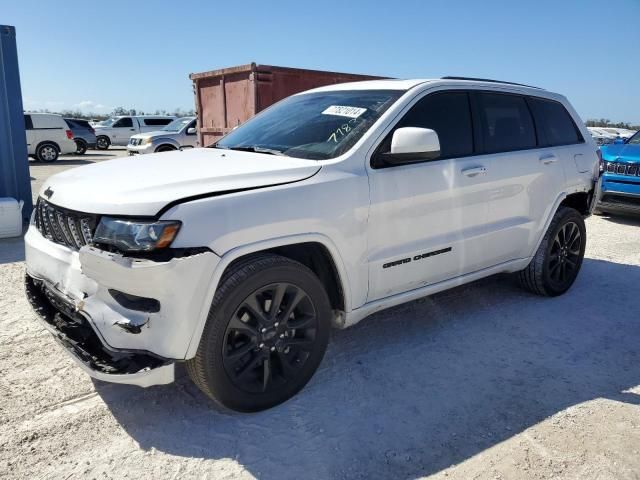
{"left": 163, "top": 117, "right": 194, "bottom": 132}
{"left": 99, "top": 117, "right": 118, "bottom": 127}
{"left": 213, "top": 89, "right": 404, "bottom": 160}
{"left": 627, "top": 131, "right": 640, "bottom": 144}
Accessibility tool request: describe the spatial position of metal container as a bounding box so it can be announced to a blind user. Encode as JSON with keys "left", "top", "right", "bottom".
{"left": 0, "top": 25, "right": 32, "bottom": 223}
{"left": 190, "top": 63, "right": 385, "bottom": 146}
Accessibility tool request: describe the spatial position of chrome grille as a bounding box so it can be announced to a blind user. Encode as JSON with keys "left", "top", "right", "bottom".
{"left": 604, "top": 162, "right": 640, "bottom": 177}
{"left": 35, "top": 198, "right": 98, "bottom": 250}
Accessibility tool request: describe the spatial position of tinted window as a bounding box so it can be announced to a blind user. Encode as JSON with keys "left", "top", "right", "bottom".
{"left": 72, "top": 119, "right": 92, "bottom": 129}
{"left": 477, "top": 93, "right": 536, "bottom": 153}
{"left": 144, "top": 118, "right": 172, "bottom": 126}
{"left": 113, "top": 117, "right": 133, "bottom": 128}
{"left": 395, "top": 91, "right": 474, "bottom": 158}
{"left": 528, "top": 98, "right": 583, "bottom": 146}
{"left": 24, "top": 115, "right": 33, "bottom": 130}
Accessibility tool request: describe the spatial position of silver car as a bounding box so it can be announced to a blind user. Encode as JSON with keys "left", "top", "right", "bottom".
{"left": 127, "top": 117, "right": 198, "bottom": 154}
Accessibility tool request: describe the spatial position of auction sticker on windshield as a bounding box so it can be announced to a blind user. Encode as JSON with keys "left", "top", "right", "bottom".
{"left": 322, "top": 105, "right": 367, "bottom": 118}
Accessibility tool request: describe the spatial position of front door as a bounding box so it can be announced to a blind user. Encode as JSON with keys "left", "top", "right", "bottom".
{"left": 366, "top": 90, "right": 493, "bottom": 302}
{"left": 111, "top": 117, "right": 135, "bottom": 145}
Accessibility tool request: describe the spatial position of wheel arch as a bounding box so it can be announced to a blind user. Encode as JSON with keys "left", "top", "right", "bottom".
{"left": 155, "top": 142, "right": 178, "bottom": 152}
{"left": 36, "top": 140, "right": 60, "bottom": 152}
{"left": 184, "top": 234, "right": 351, "bottom": 359}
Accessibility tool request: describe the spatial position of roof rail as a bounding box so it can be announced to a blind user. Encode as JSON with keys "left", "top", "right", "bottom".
{"left": 441, "top": 76, "right": 543, "bottom": 90}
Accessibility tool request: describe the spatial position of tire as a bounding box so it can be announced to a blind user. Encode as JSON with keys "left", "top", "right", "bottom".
{"left": 96, "top": 136, "right": 110, "bottom": 150}
{"left": 518, "top": 206, "right": 586, "bottom": 296}
{"left": 74, "top": 139, "right": 87, "bottom": 155}
{"left": 155, "top": 145, "right": 176, "bottom": 153}
{"left": 187, "top": 254, "right": 332, "bottom": 412}
{"left": 36, "top": 143, "right": 59, "bottom": 162}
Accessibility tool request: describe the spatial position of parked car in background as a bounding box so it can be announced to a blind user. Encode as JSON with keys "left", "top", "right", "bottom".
{"left": 94, "top": 115, "right": 175, "bottom": 150}
{"left": 24, "top": 113, "right": 76, "bottom": 162}
{"left": 25, "top": 78, "right": 598, "bottom": 412}
{"left": 596, "top": 130, "right": 640, "bottom": 215}
{"left": 64, "top": 118, "right": 96, "bottom": 155}
{"left": 587, "top": 127, "right": 616, "bottom": 146}
{"left": 127, "top": 117, "right": 198, "bottom": 155}
{"left": 599, "top": 127, "right": 636, "bottom": 141}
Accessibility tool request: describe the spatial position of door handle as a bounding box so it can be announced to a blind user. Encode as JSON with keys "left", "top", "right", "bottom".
{"left": 539, "top": 154, "right": 558, "bottom": 164}
{"left": 462, "top": 166, "right": 487, "bottom": 177}
{"left": 129, "top": 128, "right": 135, "bottom": 131}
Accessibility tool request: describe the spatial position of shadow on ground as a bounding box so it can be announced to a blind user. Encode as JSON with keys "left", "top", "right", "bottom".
{"left": 95, "top": 258, "right": 640, "bottom": 479}
{"left": 29, "top": 159, "right": 95, "bottom": 166}
{"left": 596, "top": 212, "right": 640, "bottom": 227}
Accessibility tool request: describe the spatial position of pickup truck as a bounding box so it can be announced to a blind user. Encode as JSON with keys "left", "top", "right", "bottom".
{"left": 94, "top": 116, "right": 175, "bottom": 149}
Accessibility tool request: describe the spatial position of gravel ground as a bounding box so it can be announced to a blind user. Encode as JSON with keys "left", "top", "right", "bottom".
{"left": 1, "top": 154, "right": 639, "bottom": 479}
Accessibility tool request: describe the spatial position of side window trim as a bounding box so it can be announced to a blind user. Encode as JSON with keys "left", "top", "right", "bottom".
{"left": 371, "top": 89, "right": 476, "bottom": 169}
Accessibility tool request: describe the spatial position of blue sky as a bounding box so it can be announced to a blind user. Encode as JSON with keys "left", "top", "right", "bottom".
{"left": 3, "top": 0, "right": 639, "bottom": 123}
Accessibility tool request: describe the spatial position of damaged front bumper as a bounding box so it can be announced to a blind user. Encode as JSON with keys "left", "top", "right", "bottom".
{"left": 24, "top": 226, "right": 220, "bottom": 387}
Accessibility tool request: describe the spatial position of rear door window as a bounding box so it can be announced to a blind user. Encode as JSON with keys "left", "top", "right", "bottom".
{"left": 528, "top": 97, "right": 584, "bottom": 146}
{"left": 144, "top": 118, "right": 172, "bottom": 126}
{"left": 24, "top": 115, "right": 33, "bottom": 130}
{"left": 477, "top": 93, "right": 536, "bottom": 153}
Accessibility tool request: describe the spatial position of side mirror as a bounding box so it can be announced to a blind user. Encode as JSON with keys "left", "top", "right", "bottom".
{"left": 386, "top": 127, "right": 441, "bottom": 163}
{"left": 187, "top": 127, "right": 197, "bottom": 135}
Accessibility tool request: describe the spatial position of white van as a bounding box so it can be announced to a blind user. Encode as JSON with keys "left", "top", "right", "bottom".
{"left": 24, "top": 113, "right": 77, "bottom": 162}
{"left": 94, "top": 116, "right": 175, "bottom": 149}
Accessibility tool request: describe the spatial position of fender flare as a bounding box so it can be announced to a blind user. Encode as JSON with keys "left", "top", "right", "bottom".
{"left": 183, "top": 233, "right": 352, "bottom": 359}
{"left": 526, "top": 191, "right": 567, "bottom": 259}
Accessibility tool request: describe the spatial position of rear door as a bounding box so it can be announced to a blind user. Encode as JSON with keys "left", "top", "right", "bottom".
{"left": 366, "top": 90, "right": 492, "bottom": 301}
{"left": 111, "top": 117, "right": 135, "bottom": 145}
{"left": 474, "top": 91, "right": 565, "bottom": 264}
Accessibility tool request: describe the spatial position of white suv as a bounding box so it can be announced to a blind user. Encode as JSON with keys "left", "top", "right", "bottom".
{"left": 24, "top": 113, "right": 77, "bottom": 162}
{"left": 25, "top": 78, "right": 598, "bottom": 412}
{"left": 94, "top": 115, "right": 175, "bottom": 149}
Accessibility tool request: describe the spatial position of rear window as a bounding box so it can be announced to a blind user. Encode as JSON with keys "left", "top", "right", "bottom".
{"left": 477, "top": 93, "right": 536, "bottom": 153}
{"left": 528, "top": 98, "right": 583, "bottom": 147}
{"left": 24, "top": 115, "right": 33, "bottom": 130}
{"left": 72, "top": 119, "right": 92, "bottom": 129}
{"left": 144, "top": 118, "right": 172, "bottom": 126}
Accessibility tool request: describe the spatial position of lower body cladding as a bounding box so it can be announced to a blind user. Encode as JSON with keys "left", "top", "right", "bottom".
{"left": 24, "top": 227, "right": 220, "bottom": 387}
{"left": 597, "top": 177, "right": 640, "bottom": 215}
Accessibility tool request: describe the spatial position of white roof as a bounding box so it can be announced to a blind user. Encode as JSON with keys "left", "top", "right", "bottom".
{"left": 305, "top": 78, "right": 549, "bottom": 96}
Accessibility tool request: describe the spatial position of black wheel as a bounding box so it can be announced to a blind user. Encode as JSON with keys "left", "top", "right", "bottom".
{"left": 518, "top": 207, "right": 586, "bottom": 296}
{"left": 74, "top": 139, "right": 87, "bottom": 155}
{"left": 36, "top": 143, "right": 59, "bottom": 162}
{"left": 187, "top": 254, "right": 331, "bottom": 412}
{"left": 156, "top": 145, "right": 176, "bottom": 153}
{"left": 96, "top": 136, "right": 110, "bottom": 150}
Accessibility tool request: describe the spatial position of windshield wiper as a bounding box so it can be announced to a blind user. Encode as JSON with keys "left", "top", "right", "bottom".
{"left": 213, "top": 145, "right": 288, "bottom": 156}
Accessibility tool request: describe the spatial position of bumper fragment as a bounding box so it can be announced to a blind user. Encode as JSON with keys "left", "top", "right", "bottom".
{"left": 25, "top": 274, "right": 175, "bottom": 387}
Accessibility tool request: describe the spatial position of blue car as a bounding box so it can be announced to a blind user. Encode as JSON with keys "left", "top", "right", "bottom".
{"left": 596, "top": 131, "right": 640, "bottom": 215}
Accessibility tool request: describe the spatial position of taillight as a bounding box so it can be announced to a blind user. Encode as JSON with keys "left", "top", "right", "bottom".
{"left": 66, "top": 129, "right": 74, "bottom": 140}
{"left": 89, "top": 127, "right": 95, "bottom": 134}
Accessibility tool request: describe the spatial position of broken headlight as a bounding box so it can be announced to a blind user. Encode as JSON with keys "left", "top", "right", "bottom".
{"left": 93, "top": 217, "right": 181, "bottom": 252}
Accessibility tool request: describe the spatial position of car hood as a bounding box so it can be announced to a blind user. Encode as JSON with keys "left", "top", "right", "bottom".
{"left": 601, "top": 143, "right": 640, "bottom": 164}
{"left": 40, "top": 148, "right": 321, "bottom": 216}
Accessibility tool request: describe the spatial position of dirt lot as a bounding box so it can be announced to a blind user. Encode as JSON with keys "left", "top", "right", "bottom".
{"left": 1, "top": 152, "right": 640, "bottom": 479}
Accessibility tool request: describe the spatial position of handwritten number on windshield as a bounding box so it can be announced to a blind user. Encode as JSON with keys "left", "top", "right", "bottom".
{"left": 327, "top": 118, "right": 358, "bottom": 143}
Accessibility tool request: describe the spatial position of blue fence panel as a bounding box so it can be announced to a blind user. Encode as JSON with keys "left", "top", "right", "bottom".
{"left": 0, "top": 25, "right": 32, "bottom": 222}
